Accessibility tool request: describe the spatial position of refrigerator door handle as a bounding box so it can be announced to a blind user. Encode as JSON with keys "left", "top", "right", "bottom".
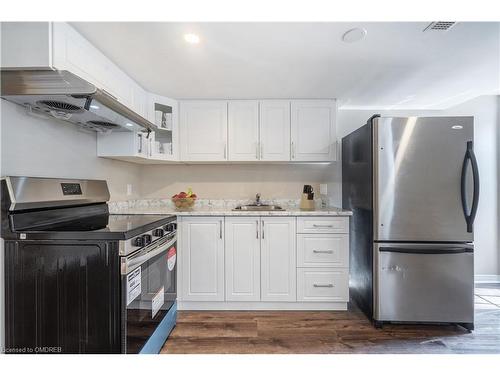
{"left": 461, "top": 141, "right": 480, "bottom": 233}
{"left": 379, "top": 246, "right": 473, "bottom": 254}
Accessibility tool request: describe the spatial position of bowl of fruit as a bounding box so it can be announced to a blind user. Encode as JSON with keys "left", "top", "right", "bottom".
{"left": 172, "top": 188, "right": 197, "bottom": 210}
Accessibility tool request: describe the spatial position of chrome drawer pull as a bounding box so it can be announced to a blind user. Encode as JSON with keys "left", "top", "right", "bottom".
{"left": 312, "top": 224, "right": 334, "bottom": 228}
{"left": 313, "top": 250, "right": 334, "bottom": 254}
{"left": 313, "top": 283, "right": 334, "bottom": 288}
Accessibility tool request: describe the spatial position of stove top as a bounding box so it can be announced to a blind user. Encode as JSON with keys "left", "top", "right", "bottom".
{"left": 40, "top": 214, "right": 171, "bottom": 232}
{"left": 8, "top": 213, "right": 176, "bottom": 241}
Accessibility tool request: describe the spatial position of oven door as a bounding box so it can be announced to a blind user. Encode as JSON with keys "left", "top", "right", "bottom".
{"left": 121, "top": 235, "right": 177, "bottom": 354}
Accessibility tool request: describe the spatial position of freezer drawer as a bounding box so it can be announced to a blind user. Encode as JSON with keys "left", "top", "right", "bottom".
{"left": 374, "top": 243, "right": 474, "bottom": 324}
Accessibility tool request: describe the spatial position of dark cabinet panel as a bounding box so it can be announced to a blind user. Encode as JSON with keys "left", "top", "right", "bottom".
{"left": 5, "top": 241, "right": 121, "bottom": 353}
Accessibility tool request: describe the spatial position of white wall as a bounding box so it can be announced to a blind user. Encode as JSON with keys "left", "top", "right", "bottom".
{"left": 334, "top": 95, "right": 500, "bottom": 276}
{"left": 139, "top": 163, "right": 332, "bottom": 201}
{"left": 0, "top": 100, "right": 142, "bottom": 200}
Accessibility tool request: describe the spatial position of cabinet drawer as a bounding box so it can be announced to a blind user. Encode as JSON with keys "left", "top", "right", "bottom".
{"left": 297, "top": 234, "right": 348, "bottom": 267}
{"left": 297, "top": 217, "right": 348, "bottom": 234}
{"left": 297, "top": 268, "right": 349, "bottom": 302}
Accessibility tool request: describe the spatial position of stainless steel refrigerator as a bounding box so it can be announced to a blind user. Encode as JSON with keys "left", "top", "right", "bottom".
{"left": 342, "top": 115, "right": 478, "bottom": 330}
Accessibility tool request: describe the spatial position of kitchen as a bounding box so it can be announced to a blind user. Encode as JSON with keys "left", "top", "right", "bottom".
{"left": 1, "top": 2, "right": 500, "bottom": 372}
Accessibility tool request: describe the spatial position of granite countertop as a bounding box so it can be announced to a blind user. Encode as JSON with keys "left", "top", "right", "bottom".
{"left": 110, "top": 206, "right": 352, "bottom": 217}
{"left": 109, "top": 198, "right": 352, "bottom": 217}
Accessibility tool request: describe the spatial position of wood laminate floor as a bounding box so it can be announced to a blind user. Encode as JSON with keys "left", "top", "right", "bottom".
{"left": 161, "top": 284, "right": 500, "bottom": 354}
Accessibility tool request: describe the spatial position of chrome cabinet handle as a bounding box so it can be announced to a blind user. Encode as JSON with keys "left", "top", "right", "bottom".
{"left": 256, "top": 143, "right": 259, "bottom": 159}
{"left": 313, "top": 250, "right": 334, "bottom": 254}
{"left": 291, "top": 141, "right": 295, "bottom": 159}
{"left": 313, "top": 283, "right": 334, "bottom": 288}
{"left": 312, "top": 224, "right": 333, "bottom": 228}
{"left": 224, "top": 144, "right": 227, "bottom": 159}
{"left": 137, "top": 133, "right": 142, "bottom": 154}
{"left": 256, "top": 220, "right": 259, "bottom": 239}
{"left": 260, "top": 142, "right": 263, "bottom": 159}
{"left": 262, "top": 220, "right": 265, "bottom": 239}
{"left": 219, "top": 220, "right": 223, "bottom": 239}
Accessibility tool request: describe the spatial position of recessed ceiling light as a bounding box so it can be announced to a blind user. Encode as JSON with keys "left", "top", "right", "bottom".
{"left": 90, "top": 105, "right": 99, "bottom": 110}
{"left": 342, "top": 28, "right": 367, "bottom": 43}
{"left": 452, "top": 125, "right": 463, "bottom": 130}
{"left": 184, "top": 33, "right": 200, "bottom": 44}
{"left": 125, "top": 123, "right": 134, "bottom": 127}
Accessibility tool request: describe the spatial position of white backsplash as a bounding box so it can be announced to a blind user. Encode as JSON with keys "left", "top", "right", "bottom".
{"left": 108, "top": 197, "right": 324, "bottom": 212}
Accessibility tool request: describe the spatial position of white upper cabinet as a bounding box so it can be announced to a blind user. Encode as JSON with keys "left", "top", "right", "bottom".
{"left": 1, "top": 22, "right": 53, "bottom": 68}
{"left": 259, "top": 100, "right": 291, "bottom": 161}
{"left": 180, "top": 101, "right": 228, "bottom": 161}
{"left": 225, "top": 217, "right": 261, "bottom": 301}
{"left": 261, "top": 217, "right": 297, "bottom": 302}
{"left": 291, "top": 100, "right": 337, "bottom": 161}
{"left": 147, "top": 94, "right": 179, "bottom": 161}
{"left": 228, "top": 100, "right": 260, "bottom": 161}
{"left": 1, "top": 22, "right": 148, "bottom": 118}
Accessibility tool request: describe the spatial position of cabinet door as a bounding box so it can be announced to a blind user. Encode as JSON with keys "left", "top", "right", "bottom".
{"left": 228, "top": 100, "right": 260, "bottom": 161}
{"left": 225, "top": 217, "right": 261, "bottom": 301}
{"left": 261, "top": 217, "right": 297, "bottom": 301}
{"left": 259, "top": 100, "right": 291, "bottom": 161}
{"left": 180, "top": 101, "right": 228, "bottom": 161}
{"left": 291, "top": 100, "right": 337, "bottom": 161}
{"left": 147, "top": 94, "right": 179, "bottom": 160}
{"left": 52, "top": 23, "right": 131, "bottom": 106}
{"left": 180, "top": 217, "right": 225, "bottom": 301}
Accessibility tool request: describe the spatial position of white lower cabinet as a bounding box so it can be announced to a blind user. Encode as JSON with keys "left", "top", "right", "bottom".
{"left": 260, "top": 217, "right": 297, "bottom": 302}
{"left": 178, "top": 215, "right": 349, "bottom": 309}
{"left": 296, "top": 216, "right": 349, "bottom": 303}
{"left": 180, "top": 217, "right": 225, "bottom": 301}
{"left": 297, "top": 268, "right": 349, "bottom": 302}
{"left": 225, "top": 217, "right": 261, "bottom": 301}
{"left": 225, "top": 217, "right": 296, "bottom": 302}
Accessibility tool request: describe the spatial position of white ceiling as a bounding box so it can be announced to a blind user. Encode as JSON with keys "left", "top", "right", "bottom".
{"left": 72, "top": 22, "right": 500, "bottom": 109}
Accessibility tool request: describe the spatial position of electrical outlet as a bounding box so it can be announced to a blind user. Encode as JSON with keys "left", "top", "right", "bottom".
{"left": 320, "top": 184, "right": 328, "bottom": 195}
{"left": 126, "top": 184, "right": 133, "bottom": 196}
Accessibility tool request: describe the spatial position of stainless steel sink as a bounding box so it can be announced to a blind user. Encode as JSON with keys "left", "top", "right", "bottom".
{"left": 232, "top": 204, "right": 285, "bottom": 211}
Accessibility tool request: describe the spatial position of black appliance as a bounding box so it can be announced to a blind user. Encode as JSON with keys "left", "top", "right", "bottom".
{"left": 1, "top": 176, "right": 177, "bottom": 353}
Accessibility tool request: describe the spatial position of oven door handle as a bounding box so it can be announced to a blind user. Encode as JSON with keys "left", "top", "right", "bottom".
{"left": 121, "top": 236, "right": 176, "bottom": 275}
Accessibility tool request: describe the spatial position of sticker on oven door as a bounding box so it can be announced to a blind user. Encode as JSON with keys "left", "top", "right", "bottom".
{"left": 167, "top": 246, "right": 177, "bottom": 271}
{"left": 126, "top": 267, "right": 142, "bottom": 306}
{"left": 152, "top": 286, "right": 164, "bottom": 318}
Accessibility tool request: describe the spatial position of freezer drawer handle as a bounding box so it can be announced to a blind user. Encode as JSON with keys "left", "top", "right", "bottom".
{"left": 461, "top": 140, "right": 480, "bottom": 233}
{"left": 312, "top": 224, "right": 334, "bottom": 228}
{"left": 313, "top": 283, "right": 334, "bottom": 288}
{"left": 313, "top": 250, "right": 334, "bottom": 254}
{"left": 379, "top": 247, "right": 473, "bottom": 254}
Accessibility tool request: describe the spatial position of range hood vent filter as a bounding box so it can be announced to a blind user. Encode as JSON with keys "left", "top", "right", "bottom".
{"left": 37, "top": 100, "right": 84, "bottom": 113}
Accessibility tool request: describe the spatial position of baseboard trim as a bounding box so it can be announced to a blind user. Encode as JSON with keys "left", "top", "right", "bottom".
{"left": 178, "top": 301, "right": 348, "bottom": 311}
{"left": 475, "top": 274, "right": 500, "bottom": 284}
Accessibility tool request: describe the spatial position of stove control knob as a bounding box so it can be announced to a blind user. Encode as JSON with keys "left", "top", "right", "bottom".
{"left": 142, "top": 234, "right": 152, "bottom": 245}
{"left": 153, "top": 228, "right": 164, "bottom": 237}
{"left": 133, "top": 236, "right": 144, "bottom": 247}
{"left": 164, "top": 223, "right": 177, "bottom": 232}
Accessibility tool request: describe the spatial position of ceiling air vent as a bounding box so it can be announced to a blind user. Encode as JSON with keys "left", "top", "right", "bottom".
{"left": 423, "top": 22, "right": 457, "bottom": 32}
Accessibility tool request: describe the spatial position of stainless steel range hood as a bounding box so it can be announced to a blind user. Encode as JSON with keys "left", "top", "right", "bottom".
{"left": 0, "top": 69, "right": 155, "bottom": 133}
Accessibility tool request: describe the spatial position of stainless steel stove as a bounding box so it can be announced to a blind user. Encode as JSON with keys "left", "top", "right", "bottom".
{"left": 1, "top": 176, "right": 177, "bottom": 354}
